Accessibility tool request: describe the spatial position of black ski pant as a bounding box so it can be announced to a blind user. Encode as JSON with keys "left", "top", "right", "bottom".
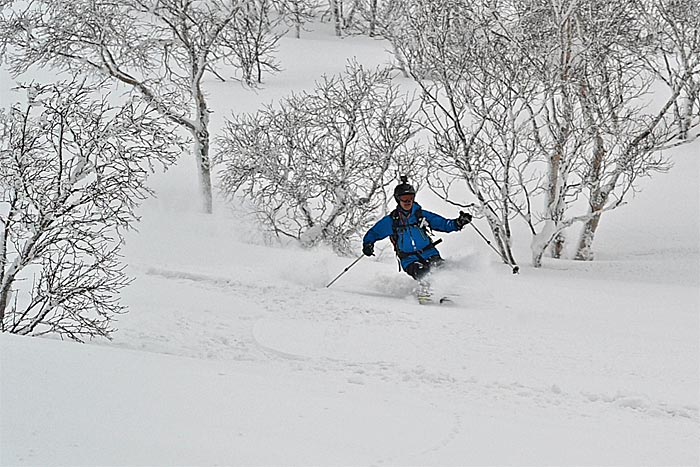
{"left": 404, "top": 256, "right": 445, "bottom": 281}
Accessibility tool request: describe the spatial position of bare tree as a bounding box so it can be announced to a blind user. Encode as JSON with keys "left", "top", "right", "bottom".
{"left": 387, "top": 1, "right": 533, "bottom": 268}
{"left": 321, "top": 0, "right": 363, "bottom": 35}
{"left": 366, "top": 0, "right": 379, "bottom": 36}
{"left": 634, "top": 0, "right": 700, "bottom": 141}
{"left": 328, "top": 0, "right": 343, "bottom": 35}
{"left": 215, "top": 62, "right": 424, "bottom": 253}
{"left": 385, "top": 0, "right": 699, "bottom": 267}
{"left": 274, "top": 0, "right": 322, "bottom": 38}
{"left": 1, "top": 0, "right": 281, "bottom": 214}
{"left": 343, "top": 0, "right": 392, "bottom": 39}
{"left": 0, "top": 81, "right": 182, "bottom": 341}
{"left": 499, "top": 0, "right": 602, "bottom": 266}
{"left": 560, "top": 0, "right": 697, "bottom": 260}
{"left": 501, "top": 0, "right": 698, "bottom": 264}
{"left": 230, "top": 0, "right": 284, "bottom": 83}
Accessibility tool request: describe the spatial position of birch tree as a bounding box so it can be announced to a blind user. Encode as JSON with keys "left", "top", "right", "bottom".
{"left": 1, "top": 0, "right": 281, "bottom": 214}
{"left": 363, "top": 0, "right": 379, "bottom": 37}
{"left": 215, "top": 63, "right": 424, "bottom": 253}
{"left": 503, "top": 0, "right": 601, "bottom": 266}
{"left": 0, "top": 81, "right": 182, "bottom": 341}
{"left": 330, "top": 0, "right": 384, "bottom": 36}
{"left": 322, "top": 0, "right": 364, "bottom": 36}
{"left": 327, "top": 0, "right": 343, "bottom": 35}
{"left": 497, "top": 0, "right": 697, "bottom": 264}
{"left": 387, "top": 0, "right": 699, "bottom": 267}
{"left": 635, "top": 0, "right": 700, "bottom": 141}
{"left": 383, "top": 0, "right": 584, "bottom": 267}
{"left": 509, "top": 0, "right": 698, "bottom": 262}
{"left": 232, "top": 0, "right": 284, "bottom": 83}
{"left": 565, "top": 0, "right": 698, "bottom": 260}
{"left": 387, "top": 1, "right": 533, "bottom": 268}
{"left": 275, "top": 0, "right": 321, "bottom": 38}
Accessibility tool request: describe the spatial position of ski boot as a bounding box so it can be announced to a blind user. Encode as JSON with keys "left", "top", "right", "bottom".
{"left": 416, "top": 280, "right": 433, "bottom": 305}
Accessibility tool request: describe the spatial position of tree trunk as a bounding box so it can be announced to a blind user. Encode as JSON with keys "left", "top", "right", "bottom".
{"left": 531, "top": 220, "right": 555, "bottom": 268}
{"left": 0, "top": 223, "right": 6, "bottom": 326}
{"left": 544, "top": 18, "right": 574, "bottom": 260}
{"left": 673, "top": 95, "right": 688, "bottom": 140}
{"left": 575, "top": 182, "right": 608, "bottom": 261}
{"left": 575, "top": 170, "right": 609, "bottom": 261}
{"left": 575, "top": 210, "right": 602, "bottom": 261}
{"left": 575, "top": 73, "right": 611, "bottom": 260}
{"left": 0, "top": 229, "right": 40, "bottom": 328}
{"left": 0, "top": 283, "right": 10, "bottom": 329}
{"left": 545, "top": 145, "right": 565, "bottom": 259}
{"left": 330, "top": 0, "right": 342, "bottom": 36}
{"left": 193, "top": 78, "right": 213, "bottom": 214}
{"left": 368, "top": 0, "right": 377, "bottom": 37}
{"left": 550, "top": 232, "right": 566, "bottom": 258}
{"left": 483, "top": 210, "right": 517, "bottom": 268}
{"left": 194, "top": 136, "right": 213, "bottom": 214}
{"left": 677, "top": 91, "right": 696, "bottom": 140}
{"left": 542, "top": 122, "right": 570, "bottom": 261}
{"left": 574, "top": 192, "right": 606, "bottom": 262}
{"left": 294, "top": 2, "right": 301, "bottom": 41}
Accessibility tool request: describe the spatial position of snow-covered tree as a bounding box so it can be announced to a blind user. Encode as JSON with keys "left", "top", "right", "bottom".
{"left": 552, "top": 0, "right": 697, "bottom": 261}
{"left": 498, "top": 0, "right": 607, "bottom": 266}
{"left": 232, "top": 0, "right": 285, "bottom": 83}
{"left": 332, "top": 0, "right": 384, "bottom": 37}
{"left": 0, "top": 81, "right": 182, "bottom": 341}
{"left": 362, "top": 0, "right": 379, "bottom": 37}
{"left": 385, "top": 0, "right": 700, "bottom": 267}
{"left": 275, "top": 0, "right": 321, "bottom": 38}
{"left": 1, "top": 0, "right": 281, "bottom": 214}
{"left": 387, "top": 1, "right": 534, "bottom": 268}
{"left": 507, "top": 0, "right": 698, "bottom": 263}
{"left": 216, "top": 63, "right": 424, "bottom": 253}
{"left": 321, "top": 0, "right": 365, "bottom": 36}
{"left": 635, "top": 0, "right": 700, "bottom": 141}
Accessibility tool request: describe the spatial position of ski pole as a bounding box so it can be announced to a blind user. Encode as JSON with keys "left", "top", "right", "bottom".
{"left": 469, "top": 223, "right": 520, "bottom": 274}
{"left": 326, "top": 255, "right": 364, "bottom": 288}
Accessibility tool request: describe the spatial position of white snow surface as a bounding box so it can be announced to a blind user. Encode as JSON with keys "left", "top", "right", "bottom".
{"left": 1, "top": 26, "right": 699, "bottom": 466}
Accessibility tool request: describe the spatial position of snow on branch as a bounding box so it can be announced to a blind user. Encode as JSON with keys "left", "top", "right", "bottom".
{"left": 1, "top": 0, "right": 283, "bottom": 214}
{"left": 215, "top": 62, "right": 425, "bottom": 254}
{"left": 380, "top": 0, "right": 700, "bottom": 267}
{"left": 0, "top": 80, "right": 183, "bottom": 341}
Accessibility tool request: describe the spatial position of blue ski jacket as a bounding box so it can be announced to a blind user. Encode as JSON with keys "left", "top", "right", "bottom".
{"left": 363, "top": 202, "right": 460, "bottom": 270}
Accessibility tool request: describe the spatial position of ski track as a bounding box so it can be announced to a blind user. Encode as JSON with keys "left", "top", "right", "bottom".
{"left": 118, "top": 263, "right": 699, "bottom": 432}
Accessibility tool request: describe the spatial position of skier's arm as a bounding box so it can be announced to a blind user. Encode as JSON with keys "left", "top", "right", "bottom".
{"left": 423, "top": 210, "right": 461, "bottom": 233}
{"left": 362, "top": 216, "right": 394, "bottom": 245}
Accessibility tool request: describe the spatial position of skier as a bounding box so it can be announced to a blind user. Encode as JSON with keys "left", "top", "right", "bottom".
{"left": 361, "top": 177, "right": 472, "bottom": 302}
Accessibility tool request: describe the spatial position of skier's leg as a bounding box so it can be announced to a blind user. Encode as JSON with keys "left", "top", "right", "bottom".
{"left": 405, "top": 260, "right": 429, "bottom": 280}
{"left": 405, "top": 261, "right": 433, "bottom": 303}
{"left": 426, "top": 256, "right": 445, "bottom": 271}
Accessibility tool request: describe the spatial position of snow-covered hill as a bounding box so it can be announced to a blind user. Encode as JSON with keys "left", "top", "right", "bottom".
{"left": 2, "top": 26, "right": 699, "bottom": 466}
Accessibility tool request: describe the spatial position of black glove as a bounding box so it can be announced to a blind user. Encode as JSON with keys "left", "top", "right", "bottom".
{"left": 362, "top": 243, "right": 375, "bottom": 256}
{"left": 455, "top": 211, "right": 472, "bottom": 229}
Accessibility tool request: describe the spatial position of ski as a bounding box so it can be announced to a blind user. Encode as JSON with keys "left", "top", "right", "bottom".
{"left": 416, "top": 294, "right": 455, "bottom": 305}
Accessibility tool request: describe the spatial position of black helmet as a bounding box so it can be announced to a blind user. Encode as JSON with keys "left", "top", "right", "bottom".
{"left": 393, "top": 175, "right": 416, "bottom": 202}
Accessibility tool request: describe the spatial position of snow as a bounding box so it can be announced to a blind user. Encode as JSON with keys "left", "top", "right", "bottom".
{"left": 2, "top": 24, "right": 699, "bottom": 466}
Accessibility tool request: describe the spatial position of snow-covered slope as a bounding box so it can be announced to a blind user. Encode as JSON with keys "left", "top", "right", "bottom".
{"left": 2, "top": 25, "right": 699, "bottom": 466}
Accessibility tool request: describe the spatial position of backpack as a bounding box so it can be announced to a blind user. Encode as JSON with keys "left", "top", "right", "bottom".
{"left": 388, "top": 207, "right": 442, "bottom": 269}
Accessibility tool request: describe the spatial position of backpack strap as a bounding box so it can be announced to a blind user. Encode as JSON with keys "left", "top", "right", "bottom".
{"left": 390, "top": 207, "right": 425, "bottom": 233}
{"left": 389, "top": 208, "right": 402, "bottom": 270}
{"left": 390, "top": 208, "right": 437, "bottom": 270}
